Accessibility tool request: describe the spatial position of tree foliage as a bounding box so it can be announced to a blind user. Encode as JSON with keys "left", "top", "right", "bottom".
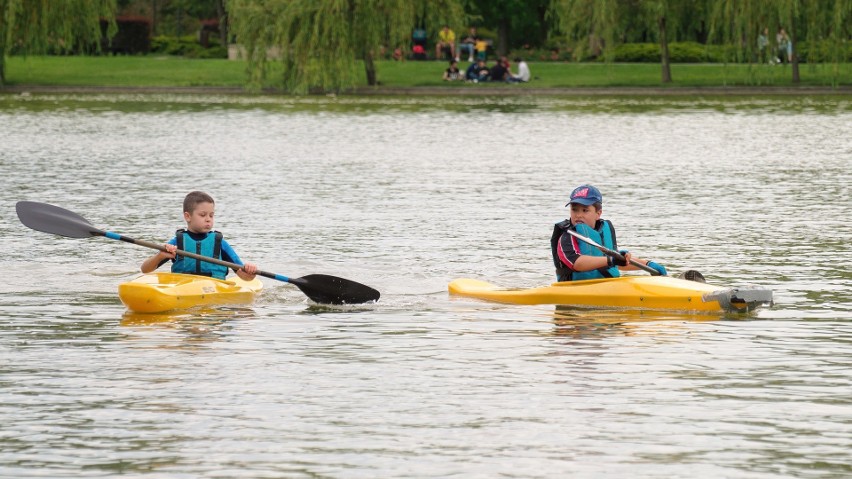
{"left": 548, "top": 0, "right": 620, "bottom": 61}
{"left": 464, "top": 0, "right": 550, "bottom": 55}
{"left": 708, "top": 0, "right": 851, "bottom": 85}
{"left": 0, "top": 0, "right": 117, "bottom": 85}
{"left": 549, "top": 0, "right": 679, "bottom": 82}
{"left": 552, "top": 0, "right": 850, "bottom": 86}
{"left": 227, "top": 0, "right": 465, "bottom": 93}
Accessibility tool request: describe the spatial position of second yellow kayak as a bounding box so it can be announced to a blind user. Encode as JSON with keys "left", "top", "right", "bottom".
{"left": 448, "top": 276, "right": 772, "bottom": 313}
{"left": 118, "top": 272, "right": 264, "bottom": 313}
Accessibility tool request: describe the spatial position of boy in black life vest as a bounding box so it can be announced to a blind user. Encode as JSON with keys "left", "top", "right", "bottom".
{"left": 141, "top": 191, "right": 258, "bottom": 281}
{"left": 551, "top": 185, "right": 667, "bottom": 282}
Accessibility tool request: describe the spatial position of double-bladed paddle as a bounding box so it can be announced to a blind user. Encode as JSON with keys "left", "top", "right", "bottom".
{"left": 16, "top": 201, "right": 380, "bottom": 305}
{"left": 561, "top": 228, "right": 662, "bottom": 276}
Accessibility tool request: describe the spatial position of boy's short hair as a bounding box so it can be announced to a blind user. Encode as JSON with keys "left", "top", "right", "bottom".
{"left": 183, "top": 191, "right": 215, "bottom": 213}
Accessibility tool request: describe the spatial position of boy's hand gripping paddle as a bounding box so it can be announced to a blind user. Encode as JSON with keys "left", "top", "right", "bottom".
{"left": 561, "top": 228, "right": 662, "bottom": 276}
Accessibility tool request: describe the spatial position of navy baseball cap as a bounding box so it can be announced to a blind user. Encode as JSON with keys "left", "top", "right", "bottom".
{"left": 566, "top": 185, "right": 602, "bottom": 206}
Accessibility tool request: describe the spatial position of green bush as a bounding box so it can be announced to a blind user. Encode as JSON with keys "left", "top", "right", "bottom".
{"left": 606, "top": 42, "right": 732, "bottom": 63}
{"left": 610, "top": 43, "right": 658, "bottom": 62}
{"left": 150, "top": 35, "right": 225, "bottom": 59}
{"left": 185, "top": 46, "right": 227, "bottom": 59}
{"left": 797, "top": 40, "right": 852, "bottom": 62}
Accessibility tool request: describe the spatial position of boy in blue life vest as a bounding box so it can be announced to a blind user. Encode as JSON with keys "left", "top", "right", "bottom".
{"left": 141, "top": 191, "right": 258, "bottom": 281}
{"left": 551, "top": 185, "right": 667, "bottom": 282}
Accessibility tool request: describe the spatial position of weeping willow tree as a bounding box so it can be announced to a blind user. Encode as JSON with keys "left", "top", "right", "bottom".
{"left": 638, "top": 0, "right": 688, "bottom": 83}
{"left": 0, "top": 0, "right": 117, "bottom": 86}
{"left": 227, "top": 0, "right": 465, "bottom": 93}
{"left": 709, "top": 0, "right": 796, "bottom": 83}
{"left": 798, "top": 0, "right": 851, "bottom": 86}
{"left": 548, "top": 0, "right": 619, "bottom": 62}
{"left": 709, "top": 0, "right": 851, "bottom": 85}
{"left": 549, "top": 0, "right": 682, "bottom": 83}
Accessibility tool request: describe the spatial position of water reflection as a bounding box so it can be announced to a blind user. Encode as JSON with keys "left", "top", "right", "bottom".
{"left": 120, "top": 307, "right": 257, "bottom": 343}
{"left": 2, "top": 92, "right": 849, "bottom": 115}
{"left": 548, "top": 304, "right": 738, "bottom": 338}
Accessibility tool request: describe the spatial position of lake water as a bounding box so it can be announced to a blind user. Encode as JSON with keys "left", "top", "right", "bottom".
{"left": 1, "top": 92, "right": 850, "bottom": 478}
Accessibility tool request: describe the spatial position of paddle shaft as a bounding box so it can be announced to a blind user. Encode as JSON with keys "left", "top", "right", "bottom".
{"left": 100, "top": 230, "right": 291, "bottom": 282}
{"left": 561, "top": 228, "right": 661, "bottom": 276}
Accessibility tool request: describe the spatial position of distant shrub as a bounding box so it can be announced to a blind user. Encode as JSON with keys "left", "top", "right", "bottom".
{"left": 606, "top": 42, "right": 730, "bottom": 63}
{"left": 797, "top": 40, "right": 852, "bottom": 63}
{"left": 610, "top": 43, "right": 659, "bottom": 62}
{"left": 185, "top": 45, "right": 227, "bottom": 59}
{"left": 670, "top": 42, "right": 712, "bottom": 62}
{"left": 150, "top": 34, "right": 226, "bottom": 59}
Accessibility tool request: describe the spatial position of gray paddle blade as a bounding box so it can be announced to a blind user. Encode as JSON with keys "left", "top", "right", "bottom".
{"left": 16, "top": 201, "right": 103, "bottom": 238}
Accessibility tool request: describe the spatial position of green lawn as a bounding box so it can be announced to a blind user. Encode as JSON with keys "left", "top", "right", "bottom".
{"left": 5, "top": 56, "right": 250, "bottom": 87}
{"left": 374, "top": 60, "right": 850, "bottom": 88}
{"left": 4, "top": 55, "right": 850, "bottom": 90}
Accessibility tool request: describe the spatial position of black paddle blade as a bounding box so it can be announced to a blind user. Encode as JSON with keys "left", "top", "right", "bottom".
{"left": 16, "top": 201, "right": 104, "bottom": 238}
{"left": 289, "top": 274, "right": 380, "bottom": 304}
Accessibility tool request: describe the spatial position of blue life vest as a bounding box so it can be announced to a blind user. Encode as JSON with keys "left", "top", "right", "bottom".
{"left": 171, "top": 229, "right": 229, "bottom": 280}
{"left": 551, "top": 219, "right": 620, "bottom": 281}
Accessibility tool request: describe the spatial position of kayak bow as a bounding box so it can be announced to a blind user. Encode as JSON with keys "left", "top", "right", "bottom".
{"left": 119, "top": 272, "right": 263, "bottom": 313}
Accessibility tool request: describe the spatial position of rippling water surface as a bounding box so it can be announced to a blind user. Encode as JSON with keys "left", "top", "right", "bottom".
{"left": 1, "top": 93, "right": 850, "bottom": 478}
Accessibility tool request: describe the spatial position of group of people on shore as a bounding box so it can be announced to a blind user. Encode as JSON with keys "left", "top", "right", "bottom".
{"left": 443, "top": 57, "right": 531, "bottom": 83}
{"left": 758, "top": 26, "right": 793, "bottom": 64}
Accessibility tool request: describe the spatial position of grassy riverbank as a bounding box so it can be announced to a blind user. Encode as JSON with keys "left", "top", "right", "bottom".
{"left": 3, "top": 55, "right": 850, "bottom": 91}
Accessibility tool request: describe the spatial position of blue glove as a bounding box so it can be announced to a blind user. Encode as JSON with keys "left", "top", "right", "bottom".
{"left": 647, "top": 261, "right": 667, "bottom": 276}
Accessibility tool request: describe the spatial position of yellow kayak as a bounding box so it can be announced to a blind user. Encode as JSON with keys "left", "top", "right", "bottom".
{"left": 448, "top": 276, "right": 773, "bottom": 313}
{"left": 118, "top": 272, "right": 264, "bottom": 313}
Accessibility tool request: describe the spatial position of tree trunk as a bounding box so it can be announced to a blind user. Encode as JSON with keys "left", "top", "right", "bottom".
{"left": 151, "top": 0, "right": 157, "bottom": 35}
{"left": 216, "top": 0, "right": 228, "bottom": 47}
{"left": 789, "top": 13, "right": 800, "bottom": 83}
{"left": 0, "top": 36, "right": 5, "bottom": 85}
{"left": 497, "top": 18, "right": 510, "bottom": 57}
{"left": 364, "top": 51, "right": 377, "bottom": 86}
{"left": 659, "top": 15, "right": 672, "bottom": 83}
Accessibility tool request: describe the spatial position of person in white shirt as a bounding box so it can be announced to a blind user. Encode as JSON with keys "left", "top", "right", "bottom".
{"left": 509, "top": 57, "right": 531, "bottom": 83}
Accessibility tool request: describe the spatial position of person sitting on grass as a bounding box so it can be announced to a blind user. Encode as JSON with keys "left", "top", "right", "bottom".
{"left": 507, "top": 57, "right": 531, "bottom": 83}
{"left": 489, "top": 58, "right": 508, "bottom": 82}
{"left": 464, "top": 59, "right": 490, "bottom": 82}
{"left": 551, "top": 185, "right": 667, "bottom": 282}
{"left": 443, "top": 60, "right": 462, "bottom": 81}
